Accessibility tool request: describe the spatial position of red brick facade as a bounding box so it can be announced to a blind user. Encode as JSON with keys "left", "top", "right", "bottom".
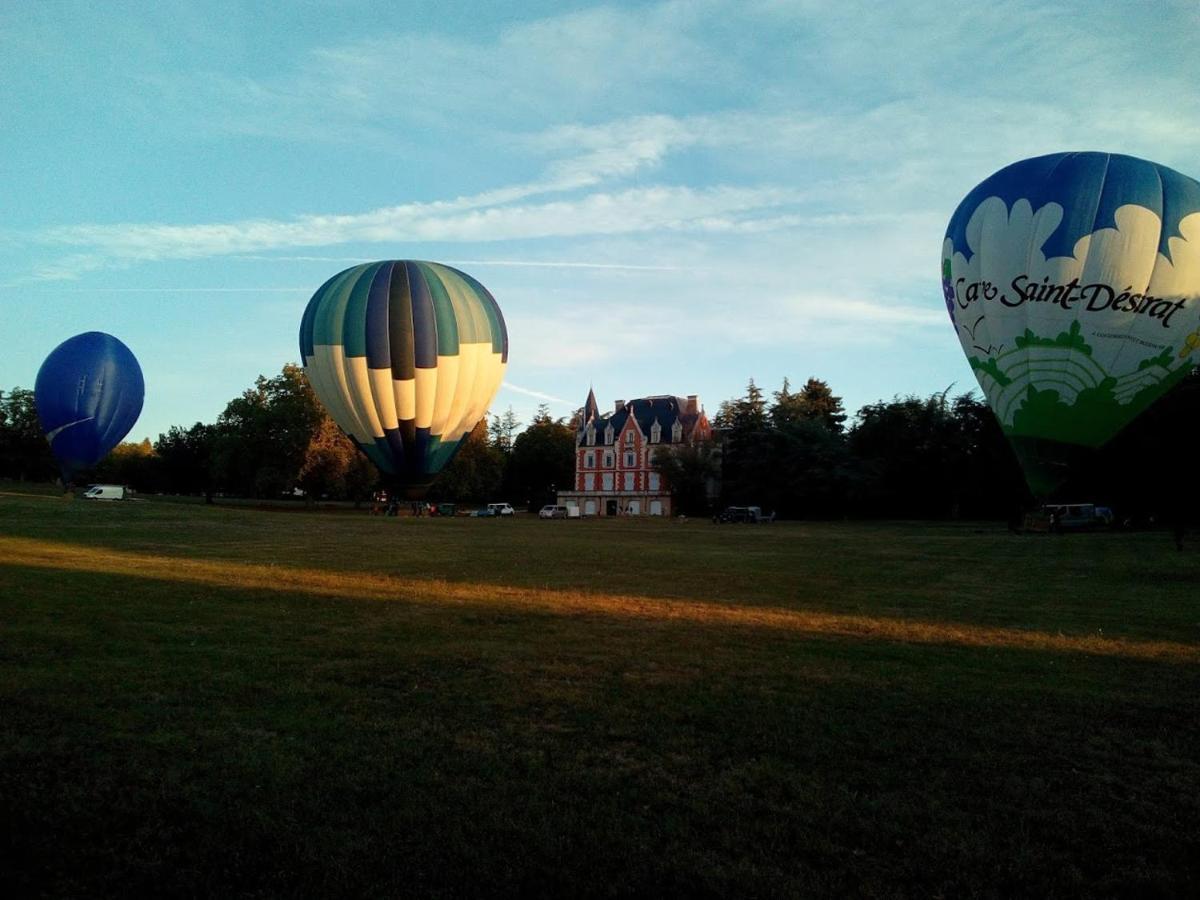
{"left": 557, "top": 390, "right": 711, "bottom": 517}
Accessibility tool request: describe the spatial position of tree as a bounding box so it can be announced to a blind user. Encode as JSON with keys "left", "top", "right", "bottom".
{"left": 714, "top": 379, "right": 771, "bottom": 506}
{"left": 651, "top": 441, "right": 721, "bottom": 516}
{"left": 156, "top": 423, "right": 218, "bottom": 501}
{"left": 90, "top": 438, "right": 161, "bottom": 492}
{"left": 0, "top": 387, "right": 56, "bottom": 482}
{"left": 211, "top": 364, "right": 324, "bottom": 497}
{"left": 297, "top": 415, "right": 359, "bottom": 502}
{"left": 503, "top": 405, "right": 575, "bottom": 510}
{"left": 429, "top": 420, "right": 504, "bottom": 504}
{"left": 771, "top": 378, "right": 847, "bottom": 433}
{"left": 715, "top": 378, "right": 767, "bottom": 433}
{"left": 848, "top": 391, "right": 966, "bottom": 518}
{"left": 765, "top": 419, "right": 852, "bottom": 518}
{"left": 488, "top": 406, "right": 521, "bottom": 455}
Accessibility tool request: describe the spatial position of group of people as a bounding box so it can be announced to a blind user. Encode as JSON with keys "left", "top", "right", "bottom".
{"left": 370, "top": 492, "right": 434, "bottom": 518}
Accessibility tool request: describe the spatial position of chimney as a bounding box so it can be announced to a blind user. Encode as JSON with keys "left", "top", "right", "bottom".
{"left": 686, "top": 395, "right": 698, "bottom": 414}
{"left": 615, "top": 400, "right": 625, "bottom": 412}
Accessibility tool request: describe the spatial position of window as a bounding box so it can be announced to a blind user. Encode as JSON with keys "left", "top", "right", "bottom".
{"left": 584, "top": 473, "right": 595, "bottom": 491}
{"left": 586, "top": 426, "right": 595, "bottom": 446}
{"left": 585, "top": 451, "right": 594, "bottom": 468}
{"left": 649, "top": 473, "right": 660, "bottom": 491}
{"left": 603, "top": 451, "right": 613, "bottom": 467}
{"left": 624, "top": 452, "right": 635, "bottom": 467}
{"left": 625, "top": 430, "right": 634, "bottom": 446}
{"left": 604, "top": 425, "right": 614, "bottom": 444}
{"left": 672, "top": 420, "right": 683, "bottom": 442}
{"left": 602, "top": 472, "right": 614, "bottom": 491}
{"left": 623, "top": 472, "right": 635, "bottom": 491}
{"left": 650, "top": 422, "right": 661, "bottom": 443}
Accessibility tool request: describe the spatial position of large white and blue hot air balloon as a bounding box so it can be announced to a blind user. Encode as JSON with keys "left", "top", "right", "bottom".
{"left": 942, "top": 152, "right": 1200, "bottom": 495}
{"left": 300, "top": 261, "right": 508, "bottom": 495}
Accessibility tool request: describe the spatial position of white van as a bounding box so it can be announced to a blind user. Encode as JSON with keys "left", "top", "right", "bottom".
{"left": 486, "top": 503, "right": 515, "bottom": 517}
{"left": 81, "top": 484, "right": 127, "bottom": 501}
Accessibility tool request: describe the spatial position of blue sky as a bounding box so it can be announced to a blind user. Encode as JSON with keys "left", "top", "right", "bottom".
{"left": 4, "top": 0, "right": 1200, "bottom": 441}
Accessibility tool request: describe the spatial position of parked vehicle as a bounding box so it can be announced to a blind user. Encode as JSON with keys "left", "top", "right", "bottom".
{"left": 539, "top": 505, "right": 569, "bottom": 519}
{"left": 716, "top": 505, "right": 768, "bottom": 524}
{"left": 487, "top": 503, "right": 515, "bottom": 517}
{"left": 1025, "top": 502, "right": 1112, "bottom": 532}
{"left": 80, "top": 484, "right": 128, "bottom": 501}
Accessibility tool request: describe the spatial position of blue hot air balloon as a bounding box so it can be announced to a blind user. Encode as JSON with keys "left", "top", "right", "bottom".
{"left": 34, "top": 332, "right": 145, "bottom": 482}
{"left": 942, "top": 152, "right": 1200, "bottom": 495}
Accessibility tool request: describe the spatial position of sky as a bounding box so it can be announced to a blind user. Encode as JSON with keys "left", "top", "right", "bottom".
{"left": 3, "top": 0, "right": 1200, "bottom": 442}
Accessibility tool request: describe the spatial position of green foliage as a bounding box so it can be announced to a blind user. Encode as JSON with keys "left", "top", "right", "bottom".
{"left": 488, "top": 406, "right": 521, "bottom": 455}
{"left": 0, "top": 387, "right": 56, "bottom": 482}
{"left": 848, "top": 390, "right": 1029, "bottom": 518}
{"left": 428, "top": 420, "right": 504, "bottom": 504}
{"left": 297, "top": 415, "right": 378, "bottom": 503}
{"left": 968, "top": 356, "right": 1012, "bottom": 387}
{"left": 651, "top": 441, "right": 720, "bottom": 516}
{"left": 89, "top": 438, "right": 161, "bottom": 491}
{"left": 212, "top": 364, "right": 324, "bottom": 498}
{"left": 714, "top": 378, "right": 767, "bottom": 433}
{"left": 155, "top": 423, "right": 219, "bottom": 500}
{"left": 1138, "top": 347, "right": 1174, "bottom": 371}
{"left": 503, "top": 405, "right": 575, "bottom": 510}
{"left": 1014, "top": 320, "right": 1092, "bottom": 355}
{"left": 771, "top": 377, "right": 847, "bottom": 433}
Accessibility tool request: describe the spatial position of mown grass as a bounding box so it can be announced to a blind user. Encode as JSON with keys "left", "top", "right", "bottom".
{"left": 1, "top": 490, "right": 1197, "bottom": 897}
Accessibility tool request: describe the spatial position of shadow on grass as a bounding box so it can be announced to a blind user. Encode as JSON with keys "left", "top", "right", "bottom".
{"left": 3, "top": 557, "right": 1199, "bottom": 897}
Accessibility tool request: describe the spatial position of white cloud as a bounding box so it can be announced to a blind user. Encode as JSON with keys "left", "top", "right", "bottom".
{"left": 37, "top": 184, "right": 808, "bottom": 264}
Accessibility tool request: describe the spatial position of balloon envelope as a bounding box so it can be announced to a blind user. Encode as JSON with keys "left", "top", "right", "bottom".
{"left": 299, "top": 260, "right": 508, "bottom": 490}
{"left": 942, "top": 152, "right": 1200, "bottom": 495}
{"left": 34, "top": 331, "right": 145, "bottom": 480}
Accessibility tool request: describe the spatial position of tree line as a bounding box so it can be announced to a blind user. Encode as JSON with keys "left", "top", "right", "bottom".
{"left": 654, "top": 371, "right": 1199, "bottom": 521}
{"left": 3, "top": 366, "right": 1195, "bottom": 520}
{"left": 0, "top": 364, "right": 575, "bottom": 510}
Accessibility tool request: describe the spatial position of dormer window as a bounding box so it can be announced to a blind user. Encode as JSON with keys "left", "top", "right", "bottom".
{"left": 625, "top": 430, "right": 634, "bottom": 446}
{"left": 650, "top": 421, "right": 661, "bottom": 443}
{"left": 604, "top": 424, "right": 614, "bottom": 445}
{"left": 586, "top": 425, "right": 595, "bottom": 446}
{"left": 671, "top": 420, "right": 683, "bottom": 442}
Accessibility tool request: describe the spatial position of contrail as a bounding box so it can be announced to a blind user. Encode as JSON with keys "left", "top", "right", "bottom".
{"left": 501, "top": 381, "right": 572, "bottom": 405}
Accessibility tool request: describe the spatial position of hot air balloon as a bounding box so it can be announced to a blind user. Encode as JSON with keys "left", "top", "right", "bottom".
{"left": 34, "top": 331, "right": 145, "bottom": 483}
{"left": 942, "top": 152, "right": 1200, "bottom": 496}
{"left": 299, "top": 260, "right": 508, "bottom": 495}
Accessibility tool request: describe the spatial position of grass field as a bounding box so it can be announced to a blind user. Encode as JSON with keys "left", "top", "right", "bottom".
{"left": 2, "top": 489, "right": 1197, "bottom": 897}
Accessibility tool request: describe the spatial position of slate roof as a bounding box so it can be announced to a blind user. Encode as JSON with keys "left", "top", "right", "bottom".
{"left": 579, "top": 395, "right": 704, "bottom": 446}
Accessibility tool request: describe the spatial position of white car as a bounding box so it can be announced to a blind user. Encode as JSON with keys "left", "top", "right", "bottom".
{"left": 539, "top": 505, "right": 568, "bottom": 519}
{"left": 487, "top": 503, "right": 515, "bottom": 517}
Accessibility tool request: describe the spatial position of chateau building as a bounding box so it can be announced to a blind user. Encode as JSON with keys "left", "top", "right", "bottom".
{"left": 557, "top": 388, "right": 711, "bottom": 516}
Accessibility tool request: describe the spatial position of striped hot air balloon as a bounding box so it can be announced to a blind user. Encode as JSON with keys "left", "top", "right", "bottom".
{"left": 299, "top": 261, "right": 508, "bottom": 492}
